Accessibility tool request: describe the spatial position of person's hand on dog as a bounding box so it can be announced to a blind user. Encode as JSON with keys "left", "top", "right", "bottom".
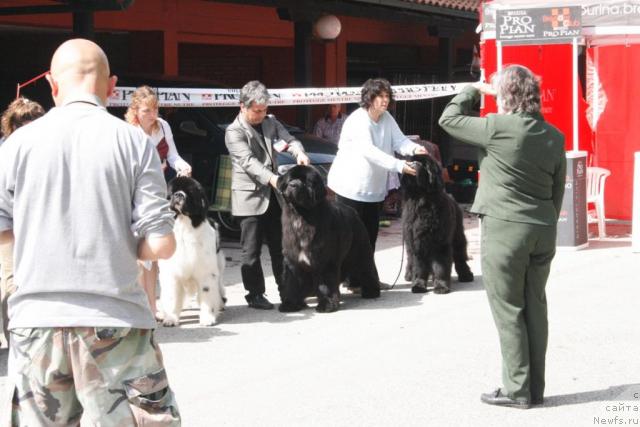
{"left": 296, "top": 152, "right": 310, "bottom": 166}
{"left": 177, "top": 166, "right": 192, "bottom": 177}
{"left": 472, "top": 81, "right": 497, "bottom": 97}
{"left": 402, "top": 162, "right": 417, "bottom": 176}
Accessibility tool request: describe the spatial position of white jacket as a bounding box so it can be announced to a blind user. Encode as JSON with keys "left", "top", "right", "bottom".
{"left": 327, "top": 108, "right": 420, "bottom": 202}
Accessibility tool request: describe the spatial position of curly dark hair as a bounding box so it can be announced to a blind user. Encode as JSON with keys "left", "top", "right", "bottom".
{"left": 360, "top": 78, "right": 394, "bottom": 109}
{"left": 494, "top": 65, "right": 541, "bottom": 114}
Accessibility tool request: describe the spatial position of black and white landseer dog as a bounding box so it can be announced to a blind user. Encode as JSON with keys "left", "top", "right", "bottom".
{"left": 278, "top": 165, "right": 380, "bottom": 313}
{"left": 401, "top": 155, "right": 474, "bottom": 294}
{"left": 157, "top": 176, "right": 226, "bottom": 326}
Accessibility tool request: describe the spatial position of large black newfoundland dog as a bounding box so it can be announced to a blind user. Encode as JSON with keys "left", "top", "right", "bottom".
{"left": 278, "top": 165, "right": 380, "bottom": 313}
{"left": 401, "top": 155, "right": 474, "bottom": 294}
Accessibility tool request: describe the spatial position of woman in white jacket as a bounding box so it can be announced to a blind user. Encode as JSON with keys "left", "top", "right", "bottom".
{"left": 327, "top": 78, "right": 427, "bottom": 288}
{"left": 126, "top": 85, "right": 192, "bottom": 179}
{"left": 126, "top": 85, "right": 192, "bottom": 316}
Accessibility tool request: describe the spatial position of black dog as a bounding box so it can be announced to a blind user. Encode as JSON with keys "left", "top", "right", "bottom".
{"left": 278, "top": 165, "right": 380, "bottom": 313}
{"left": 401, "top": 155, "right": 474, "bottom": 294}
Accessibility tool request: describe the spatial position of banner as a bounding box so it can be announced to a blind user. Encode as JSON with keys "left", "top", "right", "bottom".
{"left": 484, "top": 1, "right": 640, "bottom": 38}
{"left": 107, "top": 82, "right": 472, "bottom": 108}
{"left": 496, "top": 6, "right": 582, "bottom": 45}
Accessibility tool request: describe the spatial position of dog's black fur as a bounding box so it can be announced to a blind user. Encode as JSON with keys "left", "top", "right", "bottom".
{"left": 278, "top": 165, "right": 380, "bottom": 313}
{"left": 401, "top": 155, "right": 474, "bottom": 294}
{"left": 167, "top": 176, "right": 209, "bottom": 228}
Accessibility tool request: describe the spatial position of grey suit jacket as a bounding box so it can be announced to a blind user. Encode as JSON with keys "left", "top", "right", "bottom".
{"left": 225, "top": 113, "right": 305, "bottom": 216}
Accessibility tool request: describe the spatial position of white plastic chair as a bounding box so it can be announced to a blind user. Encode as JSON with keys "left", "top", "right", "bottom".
{"left": 586, "top": 167, "right": 611, "bottom": 238}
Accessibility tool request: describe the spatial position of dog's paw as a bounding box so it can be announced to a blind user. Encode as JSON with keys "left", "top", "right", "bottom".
{"left": 433, "top": 280, "right": 451, "bottom": 294}
{"left": 457, "top": 269, "right": 474, "bottom": 283}
{"left": 162, "top": 316, "right": 180, "bottom": 327}
{"left": 279, "top": 301, "right": 306, "bottom": 313}
{"left": 199, "top": 314, "right": 219, "bottom": 327}
{"left": 316, "top": 296, "right": 340, "bottom": 313}
{"left": 411, "top": 278, "right": 429, "bottom": 294}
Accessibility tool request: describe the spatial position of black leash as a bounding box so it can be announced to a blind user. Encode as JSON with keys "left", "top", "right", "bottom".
{"left": 386, "top": 221, "right": 404, "bottom": 291}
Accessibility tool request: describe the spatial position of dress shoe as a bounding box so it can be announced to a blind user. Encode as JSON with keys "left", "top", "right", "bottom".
{"left": 480, "top": 389, "right": 530, "bottom": 409}
{"left": 246, "top": 294, "right": 274, "bottom": 310}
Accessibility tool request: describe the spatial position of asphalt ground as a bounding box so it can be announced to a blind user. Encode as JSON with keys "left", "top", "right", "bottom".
{"left": 1, "top": 216, "right": 639, "bottom": 426}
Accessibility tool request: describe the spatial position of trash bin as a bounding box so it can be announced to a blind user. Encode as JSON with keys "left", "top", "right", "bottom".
{"left": 557, "top": 151, "right": 588, "bottom": 249}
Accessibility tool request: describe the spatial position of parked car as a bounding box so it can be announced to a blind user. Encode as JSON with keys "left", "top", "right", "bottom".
{"left": 109, "top": 76, "right": 337, "bottom": 237}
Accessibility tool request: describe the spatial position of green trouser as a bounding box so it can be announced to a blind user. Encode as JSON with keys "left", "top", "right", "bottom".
{"left": 4, "top": 327, "right": 181, "bottom": 426}
{"left": 481, "top": 215, "right": 556, "bottom": 402}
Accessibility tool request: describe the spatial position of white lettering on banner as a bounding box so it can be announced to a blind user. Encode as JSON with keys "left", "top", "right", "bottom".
{"left": 107, "top": 83, "right": 472, "bottom": 108}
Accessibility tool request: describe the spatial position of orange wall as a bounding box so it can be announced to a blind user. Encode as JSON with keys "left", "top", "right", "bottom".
{"left": 0, "top": 0, "right": 475, "bottom": 125}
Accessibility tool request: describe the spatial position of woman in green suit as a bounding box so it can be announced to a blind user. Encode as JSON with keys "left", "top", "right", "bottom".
{"left": 439, "top": 65, "right": 566, "bottom": 409}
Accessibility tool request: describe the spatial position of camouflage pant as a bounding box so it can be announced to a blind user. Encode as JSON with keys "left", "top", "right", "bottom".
{"left": 4, "top": 327, "right": 181, "bottom": 426}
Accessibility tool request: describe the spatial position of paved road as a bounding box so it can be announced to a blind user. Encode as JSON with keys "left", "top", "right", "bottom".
{"left": 2, "top": 218, "right": 639, "bottom": 426}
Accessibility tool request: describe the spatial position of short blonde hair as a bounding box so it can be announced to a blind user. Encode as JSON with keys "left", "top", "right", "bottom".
{"left": 125, "top": 85, "right": 160, "bottom": 132}
{"left": 1, "top": 97, "right": 45, "bottom": 138}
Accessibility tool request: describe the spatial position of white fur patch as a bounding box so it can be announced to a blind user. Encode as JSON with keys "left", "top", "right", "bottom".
{"left": 298, "top": 250, "right": 311, "bottom": 266}
{"left": 158, "top": 214, "right": 226, "bottom": 327}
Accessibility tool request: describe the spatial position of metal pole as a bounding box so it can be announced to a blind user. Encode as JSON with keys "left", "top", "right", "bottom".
{"left": 633, "top": 152, "right": 640, "bottom": 252}
{"left": 572, "top": 37, "right": 579, "bottom": 152}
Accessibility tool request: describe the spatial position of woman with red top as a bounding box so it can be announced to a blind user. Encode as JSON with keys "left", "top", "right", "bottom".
{"left": 126, "top": 85, "right": 192, "bottom": 317}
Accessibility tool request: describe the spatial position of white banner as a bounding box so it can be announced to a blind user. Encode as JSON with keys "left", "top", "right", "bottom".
{"left": 107, "top": 82, "right": 473, "bottom": 108}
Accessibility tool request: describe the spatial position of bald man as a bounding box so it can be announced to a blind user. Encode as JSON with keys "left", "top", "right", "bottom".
{"left": 0, "top": 39, "right": 181, "bottom": 425}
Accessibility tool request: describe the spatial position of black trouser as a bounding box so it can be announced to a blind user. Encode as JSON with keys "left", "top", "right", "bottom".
{"left": 335, "top": 195, "right": 381, "bottom": 250}
{"left": 237, "top": 192, "right": 284, "bottom": 301}
{"left": 335, "top": 195, "right": 381, "bottom": 287}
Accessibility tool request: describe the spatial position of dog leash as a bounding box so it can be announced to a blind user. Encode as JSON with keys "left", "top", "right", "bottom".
{"left": 386, "top": 226, "right": 405, "bottom": 291}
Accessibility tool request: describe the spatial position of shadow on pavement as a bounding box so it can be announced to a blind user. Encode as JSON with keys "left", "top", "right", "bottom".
{"left": 382, "top": 275, "right": 486, "bottom": 294}
{"left": 338, "top": 288, "right": 425, "bottom": 311}
{"left": 214, "top": 304, "right": 314, "bottom": 325}
{"left": 541, "top": 383, "right": 640, "bottom": 408}
{"left": 155, "top": 325, "right": 236, "bottom": 344}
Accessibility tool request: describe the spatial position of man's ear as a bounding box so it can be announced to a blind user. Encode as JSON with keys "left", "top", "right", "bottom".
{"left": 107, "top": 75, "right": 118, "bottom": 98}
{"left": 45, "top": 72, "right": 59, "bottom": 102}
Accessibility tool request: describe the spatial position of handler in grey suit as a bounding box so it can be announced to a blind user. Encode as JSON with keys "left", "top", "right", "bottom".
{"left": 225, "top": 81, "right": 309, "bottom": 310}
{"left": 439, "top": 65, "right": 566, "bottom": 409}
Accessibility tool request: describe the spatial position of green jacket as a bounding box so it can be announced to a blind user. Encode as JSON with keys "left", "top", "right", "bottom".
{"left": 439, "top": 86, "right": 566, "bottom": 226}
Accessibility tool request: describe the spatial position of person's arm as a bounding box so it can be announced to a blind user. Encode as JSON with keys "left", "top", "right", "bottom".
{"left": 313, "top": 119, "right": 323, "bottom": 138}
{"left": 387, "top": 114, "right": 425, "bottom": 156}
{"left": 225, "top": 123, "right": 276, "bottom": 187}
{"left": 0, "top": 230, "right": 13, "bottom": 245}
{"left": 552, "top": 147, "right": 567, "bottom": 219}
{"left": 273, "top": 117, "right": 310, "bottom": 165}
{"left": 138, "top": 233, "right": 176, "bottom": 260}
{"left": 131, "top": 133, "right": 176, "bottom": 259}
{"left": 438, "top": 85, "right": 492, "bottom": 148}
{"left": 344, "top": 112, "right": 408, "bottom": 174}
{"left": 161, "top": 119, "right": 192, "bottom": 176}
{"left": 0, "top": 142, "right": 15, "bottom": 245}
